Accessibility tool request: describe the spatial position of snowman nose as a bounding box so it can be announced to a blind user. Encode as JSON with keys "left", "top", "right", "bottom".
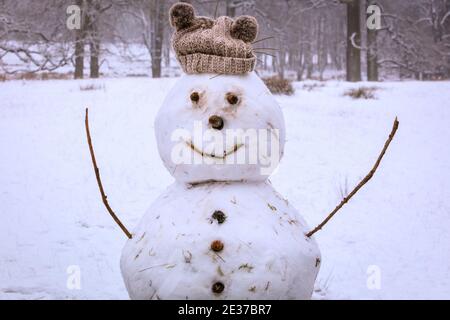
{"left": 209, "top": 115, "right": 224, "bottom": 130}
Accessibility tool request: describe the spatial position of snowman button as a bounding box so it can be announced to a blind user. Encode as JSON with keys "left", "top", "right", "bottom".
{"left": 212, "top": 281, "right": 225, "bottom": 294}
{"left": 190, "top": 91, "right": 200, "bottom": 103}
{"left": 212, "top": 210, "right": 226, "bottom": 224}
{"left": 226, "top": 92, "right": 239, "bottom": 105}
{"left": 211, "top": 240, "right": 224, "bottom": 252}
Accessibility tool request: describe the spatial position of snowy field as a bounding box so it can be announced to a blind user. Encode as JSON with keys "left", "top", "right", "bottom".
{"left": 0, "top": 77, "right": 449, "bottom": 300}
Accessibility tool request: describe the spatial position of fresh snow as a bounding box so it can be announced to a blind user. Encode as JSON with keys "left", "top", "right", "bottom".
{"left": 0, "top": 78, "right": 449, "bottom": 299}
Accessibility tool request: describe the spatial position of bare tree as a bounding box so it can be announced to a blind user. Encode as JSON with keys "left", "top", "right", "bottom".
{"left": 86, "top": 0, "right": 101, "bottom": 78}
{"left": 376, "top": 0, "right": 450, "bottom": 79}
{"left": 226, "top": 0, "right": 236, "bottom": 17}
{"left": 366, "top": 0, "right": 379, "bottom": 81}
{"left": 118, "top": 0, "right": 166, "bottom": 78}
{"left": 149, "top": 0, "right": 165, "bottom": 78}
{"left": 343, "top": 0, "right": 362, "bottom": 82}
{"left": 0, "top": 0, "right": 72, "bottom": 75}
{"left": 317, "top": 13, "right": 328, "bottom": 80}
{"left": 1, "top": 0, "right": 448, "bottom": 81}
{"left": 74, "top": 0, "right": 85, "bottom": 79}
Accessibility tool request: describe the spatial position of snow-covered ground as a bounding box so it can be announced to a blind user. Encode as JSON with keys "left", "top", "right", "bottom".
{"left": 0, "top": 77, "right": 449, "bottom": 299}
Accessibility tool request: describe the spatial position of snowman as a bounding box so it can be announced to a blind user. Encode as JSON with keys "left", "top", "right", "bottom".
{"left": 119, "top": 3, "right": 321, "bottom": 300}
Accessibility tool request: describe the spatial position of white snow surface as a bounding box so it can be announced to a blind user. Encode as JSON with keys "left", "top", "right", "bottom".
{"left": 0, "top": 78, "right": 449, "bottom": 299}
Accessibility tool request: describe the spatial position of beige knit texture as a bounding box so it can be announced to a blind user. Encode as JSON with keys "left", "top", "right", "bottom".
{"left": 172, "top": 16, "right": 256, "bottom": 75}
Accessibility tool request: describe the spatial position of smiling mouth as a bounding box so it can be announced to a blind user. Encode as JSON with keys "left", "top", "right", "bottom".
{"left": 185, "top": 140, "right": 244, "bottom": 159}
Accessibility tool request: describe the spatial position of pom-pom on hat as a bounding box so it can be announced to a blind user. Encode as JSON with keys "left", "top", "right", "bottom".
{"left": 169, "top": 2, "right": 259, "bottom": 75}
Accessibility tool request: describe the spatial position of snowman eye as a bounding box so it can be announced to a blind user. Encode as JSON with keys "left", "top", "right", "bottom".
{"left": 190, "top": 91, "right": 200, "bottom": 104}
{"left": 226, "top": 93, "right": 239, "bottom": 105}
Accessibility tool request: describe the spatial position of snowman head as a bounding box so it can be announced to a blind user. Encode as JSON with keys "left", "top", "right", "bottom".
{"left": 155, "top": 72, "right": 286, "bottom": 184}
{"left": 154, "top": 3, "right": 285, "bottom": 184}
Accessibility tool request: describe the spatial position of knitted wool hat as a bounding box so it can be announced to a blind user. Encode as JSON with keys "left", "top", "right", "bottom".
{"left": 169, "top": 2, "right": 259, "bottom": 75}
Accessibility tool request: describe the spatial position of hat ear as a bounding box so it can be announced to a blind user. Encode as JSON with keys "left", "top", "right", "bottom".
{"left": 169, "top": 3, "right": 195, "bottom": 31}
{"left": 230, "top": 16, "right": 258, "bottom": 43}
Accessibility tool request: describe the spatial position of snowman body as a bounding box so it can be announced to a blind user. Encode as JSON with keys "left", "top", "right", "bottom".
{"left": 120, "top": 73, "right": 321, "bottom": 299}
{"left": 121, "top": 182, "right": 320, "bottom": 299}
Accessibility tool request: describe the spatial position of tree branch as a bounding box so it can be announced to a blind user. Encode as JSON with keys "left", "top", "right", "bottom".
{"left": 306, "top": 117, "right": 400, "bottom": 238}
{"left": 85, "top": 108, "right": 132, "bottom": 239}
